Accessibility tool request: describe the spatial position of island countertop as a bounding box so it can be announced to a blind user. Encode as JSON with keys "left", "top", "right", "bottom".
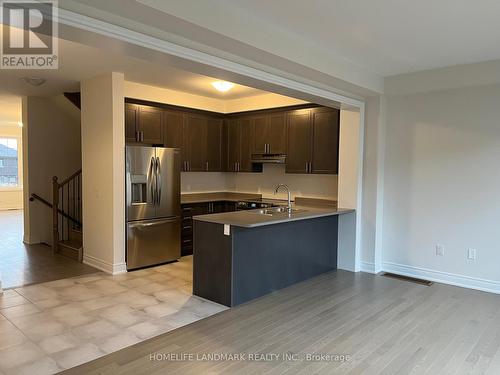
{"left": 192, "top": 205, "right": 354, "bottom": 228}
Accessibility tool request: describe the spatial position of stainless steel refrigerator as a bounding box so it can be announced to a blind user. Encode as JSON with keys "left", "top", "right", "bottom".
{"left": 126, "top": 145, "right": 181, "bottom": 270}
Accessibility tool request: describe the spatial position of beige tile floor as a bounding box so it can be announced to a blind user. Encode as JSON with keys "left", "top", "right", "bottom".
{"left": 0, "top": 256, "right": 228, "bottom": 374}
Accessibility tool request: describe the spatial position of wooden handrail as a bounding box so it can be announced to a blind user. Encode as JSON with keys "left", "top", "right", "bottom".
{"left": 58, "top": 169, "right": 82, "bottom": 187}
{"left": 29, "top": 193, "right": 82, "bottom": 226}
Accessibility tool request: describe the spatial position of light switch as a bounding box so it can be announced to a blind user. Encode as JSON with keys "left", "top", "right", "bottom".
{"left": 224, "top": 224, "right": 230, "bottom": 236}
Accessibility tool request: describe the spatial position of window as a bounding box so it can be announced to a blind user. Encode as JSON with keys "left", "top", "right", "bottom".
{"left": 0, "top": 138, "right": 19, "bottom": 187}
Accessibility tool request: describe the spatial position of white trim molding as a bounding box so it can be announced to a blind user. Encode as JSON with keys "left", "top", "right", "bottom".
{"left": 83, "top": 254, "right": 127, "bottom": 275}
{"left": 57, "top": 9, "right": 364, "bottom": 109}
{"left": 382, "top": 262, "right": 500, "bottom": 295}
{"left": 360, "top": 261, "right": 376, "bottom": 274}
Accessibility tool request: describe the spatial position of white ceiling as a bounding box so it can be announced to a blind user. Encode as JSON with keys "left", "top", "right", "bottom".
{"left": 212, "top": 0, "right": 500, "bottom": 77}
{"left": 129, "top": 0, "right": 500, "bottom": 78}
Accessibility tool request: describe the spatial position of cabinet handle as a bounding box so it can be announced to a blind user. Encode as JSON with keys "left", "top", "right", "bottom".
{"left": 187, "top": 161, "right": 190, "bottom": 171}
{"left": 305, "top": 162, "right": 308, "bottom": 173}
{"left": 309, "top": 162, "right": 312, "bottom": 174}
{"left": 206, "top": 161, "right": 209, "bottom": 171}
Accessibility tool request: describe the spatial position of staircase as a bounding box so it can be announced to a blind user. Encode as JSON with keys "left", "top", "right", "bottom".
{"left": 30, "top": 169, "right": 83, "bottom": 262}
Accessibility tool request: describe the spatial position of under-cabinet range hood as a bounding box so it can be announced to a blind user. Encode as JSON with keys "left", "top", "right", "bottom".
{"left": 251, "top": 153, "right": 287, "bottom": 164}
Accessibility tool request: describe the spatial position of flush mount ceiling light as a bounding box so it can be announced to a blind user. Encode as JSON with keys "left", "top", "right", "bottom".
{"left": 20, "top": 76, "right": 46, "bottom": 87}
{"left": 211, "top": 81, "right": 235, "bottom": 92}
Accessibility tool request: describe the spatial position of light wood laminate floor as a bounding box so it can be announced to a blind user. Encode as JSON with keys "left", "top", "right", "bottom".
{"left": 0, "top": 210, "right": 97, "bottom": 289}
{"left": 62, "top": 269, "right": 500, "bottom": 375}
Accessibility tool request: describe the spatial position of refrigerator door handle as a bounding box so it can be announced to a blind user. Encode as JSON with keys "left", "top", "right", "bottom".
{"left": 149, "top": 156, "right": 156, "bottom": 204}
{"left": 128, "top": 217, "right": 178, "bottom": 228}
{"left": 156, "top": 156, "right": 161, "bottom": 206}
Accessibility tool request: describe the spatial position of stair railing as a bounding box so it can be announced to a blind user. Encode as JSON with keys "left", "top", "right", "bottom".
{"left": 29, "top": 169, "right": 82, "bottom": 257}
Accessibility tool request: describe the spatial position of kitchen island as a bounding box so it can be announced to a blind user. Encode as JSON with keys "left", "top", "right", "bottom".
{"left": 192, "top": 205, "right": 354, "bottom": 307}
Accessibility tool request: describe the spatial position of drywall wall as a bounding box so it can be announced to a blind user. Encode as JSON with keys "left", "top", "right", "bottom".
{"left": 225, "top": 164, "right": 338, "bottom": 200}
{"left": 124, "top": 81, "right": 225, "bottom": 112}
{"left": 81, "top": 72, "right": 126, "bottom": 274}
{"left": 22, "top": 96, "right": 81, "bottom": 244}
{"left": 124, "top": 81, "right": 308, "bottom": 113}
{"left": 0, "top": 124, "right": 23, "bottom": 210}
{"left": 382, "top": 83, "right": 500, "bottom": 292}
{"left": 224, "top": 93, "right": 308, "bottom": 113}
{"left": 181, "top": 172, "right": 227, "bottom": 193}
{"left": 360, "top": 96, "right": 386, "bottom": 273}
{"left": 338, "top": 109, "right": 361, "bottom": 208}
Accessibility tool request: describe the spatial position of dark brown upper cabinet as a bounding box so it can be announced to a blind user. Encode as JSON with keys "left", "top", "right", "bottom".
{"left": 125, "top": 104, "right": 163, "bottom": 145}
{"left": 226, "top": 118, "right": 240, "bottom": 172}
{"left": 183, "top": 114, "right": 208, "bottom": 172}
{"left": 182, "top": 114, "right": 223, "bottom": 172}
{"left": 125, "top": 104, "right": 139, "bottom": 143}
{"left": 124, "top": 100, "right": 337, "bottom": 175}
{"left": 252, "top": 113, "right": 286, "bottom": 155}
{"left": 286, "top": 107, "right": 339, "bottom": 175}
{"left": 163, "top": 110, "right": 184, "bottom": 149}
{"left": 225, "top": 118, "right": 259, "bottom": 173}
{"left": 206, "top": 118, "right": 223, "bottom": 172}
{"left": 311, "top": 107, "right": 340, "bottom": 174}
{"left": 286, "top": 109, "right": 312, "bottom": 174}
{"left": 238, "top": 118, "right": 254, "bottom": 172}
{"left": 252, "top": 115, "right": 268, "bottom": 154}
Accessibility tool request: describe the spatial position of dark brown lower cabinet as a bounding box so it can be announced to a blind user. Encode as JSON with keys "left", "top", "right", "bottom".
{"left": 181, "top": 201, "right": 236, "bottom": 256}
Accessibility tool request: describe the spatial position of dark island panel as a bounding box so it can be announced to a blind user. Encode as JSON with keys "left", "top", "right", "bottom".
{"left": 232, "top": 216, "right": 338, "bottom": 306}
{"left": 193, "top": 216, "right": 338, "bottom": 307}
{"left": 192, "top": 221, "right": 233, "bottom": 306}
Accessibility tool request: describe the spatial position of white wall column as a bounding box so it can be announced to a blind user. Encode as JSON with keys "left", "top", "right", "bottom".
{"left": 337, "top": 108, "right": 362, "bottom": 272}
{"left": 81, "top": 72, "right": 126, "bottom": 274}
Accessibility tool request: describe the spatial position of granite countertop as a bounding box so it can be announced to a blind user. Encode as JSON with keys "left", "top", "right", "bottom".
{"left": 193, "top": 205, "right": 354, "bottom": 228}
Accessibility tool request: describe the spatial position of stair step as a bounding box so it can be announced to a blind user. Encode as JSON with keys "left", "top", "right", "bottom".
{"left": 69, "top": 228, "right": 82, "bottom": 242}
{"left": 58, "top": 240, "right": 83, "bottom": 262}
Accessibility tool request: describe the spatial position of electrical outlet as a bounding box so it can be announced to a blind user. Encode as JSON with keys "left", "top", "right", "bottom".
{"left": 436, "top": 245, "right": 445, "bottom": 256}
{"left": 467, "top": 248, "right": 477, "bottom": 260}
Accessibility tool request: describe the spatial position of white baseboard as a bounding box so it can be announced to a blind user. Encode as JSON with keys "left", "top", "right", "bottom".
{"left": 382, "top": 262, "right": 500, "bottom": 295}
{"left": 83, "top": 254, "right": 127, "bottom": 275}
{"left": 360, "top": 261, "right": 376, "bottom": 274}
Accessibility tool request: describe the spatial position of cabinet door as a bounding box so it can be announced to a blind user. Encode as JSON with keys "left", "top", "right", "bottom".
{"left": 163, "top": 110, "right": 184, "bottom": 149}
{"left": 267, "top": 113, "right": 286, "bottom": 154}
{"left": 311, "top": 107, "right": 340, "bottom": 174}
{"left": 125, "top": 104, "right": 138, "bottom": 143}
{"left": 286, "top": 109, "right": 311, "bottom": 174}
{"left": 138, "top": 106, "right": 163, "bottom": 145}
{"left": 206, "top": 118, "right": 223, "bottom": 172}
{"left": 184, "top": 114, "right": 207, "bottom": 172}
{"left": 252, "top": 115, "right": 268, "bottom": 153}
{"left": 238, "top": 118, "right": 254, "bottom": 172}
{"left": 226, "top": 119, "right": 240, "bottom": 172}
